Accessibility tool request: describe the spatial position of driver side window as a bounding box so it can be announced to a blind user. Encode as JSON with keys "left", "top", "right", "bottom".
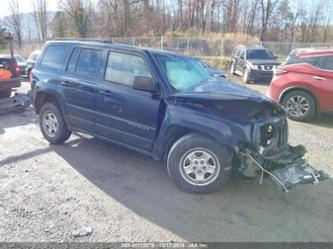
{"left": 105, "top": 52, "right": 152, "bottom": 86}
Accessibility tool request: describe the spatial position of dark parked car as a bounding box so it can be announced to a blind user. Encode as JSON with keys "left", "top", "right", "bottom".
{"left": 0, "top": 55, "right": 21, "bottom": 98}
{"left": 230, "top": 45, "right": 280, "bottom": 84}
{"left": 14, "top": 55, "right": 27, "bottom": 76}
{"left": 31, "top": 40, "right": 326, "bottom": 193}
{"left": 25, "top": 50, "right": 40, "bottom": 78}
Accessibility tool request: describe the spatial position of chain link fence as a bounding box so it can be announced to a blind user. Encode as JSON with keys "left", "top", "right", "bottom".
{"left": 111, "top": 36, "right": 333, "bottom": 57}
{"left": 4, "top": 36, "right": 333, "bottom": 68}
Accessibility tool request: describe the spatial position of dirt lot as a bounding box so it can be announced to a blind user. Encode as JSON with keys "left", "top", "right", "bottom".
{"left": 0, "top": 78, "right": 333, "bottom": 242}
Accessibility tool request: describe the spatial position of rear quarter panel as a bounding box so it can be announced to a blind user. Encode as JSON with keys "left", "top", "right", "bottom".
{"left": 275, "top": 64, "right": 333, "bottom": 111}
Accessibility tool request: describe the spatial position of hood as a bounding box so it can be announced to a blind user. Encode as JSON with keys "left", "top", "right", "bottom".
{"left": 169, "top": 79, "right": 284, "bottom": 120}
{"left": 207, "top": 67, "right": 226, "bottom": 76}
{"left": 248, "top": 59, "right": 280, "bottom": 65}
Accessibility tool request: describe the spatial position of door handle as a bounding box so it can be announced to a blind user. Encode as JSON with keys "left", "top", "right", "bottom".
{"left": 313, "top": 76, "right": 326, "bottom": 81}
{"left": 98, "top": 90, "right": 113, "bottom": 97}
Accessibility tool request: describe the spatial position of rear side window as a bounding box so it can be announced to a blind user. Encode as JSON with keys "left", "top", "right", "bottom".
{"left": 74, "top": 48, "right": 101, "bottom": 78}
{"left": 105, "top": 52, "right": 151, "bottom": 86}
{"left": 67, "top": 48, "right": 80, "bottom": 73}
{"left": 320, "top": 56, "right": 333, "bottom": 71}
{"left": 239, "top": 49, "right": 245, "bottom": 59}
{"left": 303, "top": 56, "right": 321, "bottom": 67}
{"left": 40, "top": 45, "right": 67, "bottom": 70}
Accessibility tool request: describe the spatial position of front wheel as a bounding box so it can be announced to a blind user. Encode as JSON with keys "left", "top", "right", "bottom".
{"left": 167, "top": 134, "right": 232, "bottom": 194}
{"left": 281, "top": 90, "right": 316, "bottom": 122}
{"left": 39, "top": 102, "right": 72, "bottom": 144}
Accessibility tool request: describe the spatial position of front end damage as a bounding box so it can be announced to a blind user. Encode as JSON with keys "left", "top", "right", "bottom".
{"left": 238, "top": 116, "right": 328, "bottom": 192}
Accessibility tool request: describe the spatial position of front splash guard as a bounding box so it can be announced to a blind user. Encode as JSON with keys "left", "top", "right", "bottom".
{"left": 241, "top": 145, "right": 328, "bottom": 192}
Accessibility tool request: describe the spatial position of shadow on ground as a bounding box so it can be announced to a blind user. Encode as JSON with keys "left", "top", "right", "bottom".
{"left": 49, "top": 135, "right": 333, "bottom": 242}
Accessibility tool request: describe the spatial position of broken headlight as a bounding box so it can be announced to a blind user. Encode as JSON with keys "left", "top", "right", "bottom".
{"left": 260, "top": 123, "right": 275, "bottom": 147}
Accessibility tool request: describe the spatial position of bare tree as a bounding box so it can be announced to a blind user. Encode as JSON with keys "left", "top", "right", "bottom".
{"left": 260, "top": 0, "right": 280, "bottom": 41}
{"left": 32, "top": 0, "right": 48, "bottom": 43}
{"left": 59, "top": 0, "right": 90, "bottom": 38}
{"left": 5, "top": 0, "right": 23, "bottom": 49}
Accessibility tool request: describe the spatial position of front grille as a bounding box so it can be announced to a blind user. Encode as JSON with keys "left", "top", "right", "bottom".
{"left": 258, "top": 65, "right": 274, "bottom": 70}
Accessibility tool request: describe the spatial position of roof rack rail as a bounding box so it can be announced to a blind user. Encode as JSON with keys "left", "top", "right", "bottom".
{"left": 55, "top": 38, "right": 113, "bottom": 44}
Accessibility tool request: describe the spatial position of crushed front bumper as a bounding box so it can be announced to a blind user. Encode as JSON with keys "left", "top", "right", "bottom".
{"left": 240, "top": 145, "right": 328, "bottom": 192}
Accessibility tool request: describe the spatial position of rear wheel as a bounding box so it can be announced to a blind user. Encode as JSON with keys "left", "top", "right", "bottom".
{"left": 0, "top": 89, "right": 12, "bottom": 98}
{"left": 39, "top": 102, "right": 72, "bottom": 144}
{"left": 282, "top": 90, "right": 316, "bottom": 121}
{"left": 167, "top": 133, "right": 232, "bottom": 194}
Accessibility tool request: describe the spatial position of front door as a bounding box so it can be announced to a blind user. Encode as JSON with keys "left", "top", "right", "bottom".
{"left": 95, "top": 51, "right": 161, "bottom": 152}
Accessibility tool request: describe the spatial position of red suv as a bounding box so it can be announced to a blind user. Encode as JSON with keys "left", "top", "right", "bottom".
{"left": 268, "top": 49, "right": 333, "bottom": 121}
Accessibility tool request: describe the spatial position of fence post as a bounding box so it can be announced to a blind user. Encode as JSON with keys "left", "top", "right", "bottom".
{"left": 160, "top": 35, "right": 164, "bottom": 50}
{"left": 132, "top": 37, "right": 135, "bottom": 45}
{"left": 187, "top": 37, "right": 190, "bottom": 55}
{"left": 221, "top": 40, "right": 224, "bottom": 57}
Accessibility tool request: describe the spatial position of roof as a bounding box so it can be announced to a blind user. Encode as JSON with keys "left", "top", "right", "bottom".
{"left": 297, "top": 49, "right": 333, "bottom": 57}
{"left": 49, "top": 39, "right": 178, "bottom": 56}
{"left": 235, "top": 44, "right": 267, "bottom": 50}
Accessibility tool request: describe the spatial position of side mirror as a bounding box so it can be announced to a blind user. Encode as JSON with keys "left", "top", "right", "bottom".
{"left": 274, "top": 55, "right": 278, "bottom": 60}
{"left": 133, "top": 76, "right": 159, "bottom": 95}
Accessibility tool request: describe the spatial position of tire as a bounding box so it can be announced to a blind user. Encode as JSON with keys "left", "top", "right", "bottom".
{"left": 0, "top": 89, "right": 12, "bottom": 98}
{"left": 229, "top": 62, "right": 236, "bottom": 75}
{"left": 39, "top": 102, "right": 72, "bottom": 144}
{"left": 167, "top": 133, "right": 232, "bottom": 194}
{"left": 243, "top": 68, "right": 251, "bottom": 84}
{"left": 281, "top": 90, "right": 316, "bottom": 122}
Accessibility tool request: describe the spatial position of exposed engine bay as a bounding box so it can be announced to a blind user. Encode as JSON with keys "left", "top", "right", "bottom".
{"left": 239, "top": 145, "right": 328, "bottom": 192}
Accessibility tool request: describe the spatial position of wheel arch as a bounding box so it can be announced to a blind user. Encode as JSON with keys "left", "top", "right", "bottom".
{"left": 278, "top": 86, "right": 319, "bottom": 112}
{"left": 153, "top": 123, "right": 236, "bottom": 162}
{"left": 34, "top": 90, "right": 62, "bottom": 114}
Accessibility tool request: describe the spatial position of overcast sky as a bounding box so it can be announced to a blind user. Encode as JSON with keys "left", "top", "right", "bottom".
{"left": 0, "top": 0, "right": 59, "bottom": 18}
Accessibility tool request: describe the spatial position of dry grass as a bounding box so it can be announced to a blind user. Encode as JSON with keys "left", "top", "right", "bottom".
{"left": 200, "top": 56, "right": 231, "bottom": 69}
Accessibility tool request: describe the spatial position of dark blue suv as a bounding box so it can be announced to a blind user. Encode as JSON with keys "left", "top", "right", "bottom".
{"left": 31, "top": 40, "right": 326, "bottom": 193}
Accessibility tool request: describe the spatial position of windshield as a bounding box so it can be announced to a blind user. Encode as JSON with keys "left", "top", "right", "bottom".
{"left": 15, "top": 55, "right": 26, "bottom": 63}
{"left": 154, "top": 54, "right": 211, "bottom": 91}
{"left": 247, "top": 49, "right": 274, "bottom": 60}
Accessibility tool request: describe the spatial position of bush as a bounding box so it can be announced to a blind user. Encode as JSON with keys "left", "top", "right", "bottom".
{"left": 200, "top": 56, "right": 231, "bottom": 70}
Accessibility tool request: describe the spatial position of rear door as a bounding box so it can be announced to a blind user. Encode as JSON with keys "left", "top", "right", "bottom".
{"left": 60, "top": 47, "right": 102, "bottom": 133}
{"left": 311, "top": 56, "right": 333, "bottom": 111}
{"left": 95, "top": 50, "right": 161, "bottom": 152}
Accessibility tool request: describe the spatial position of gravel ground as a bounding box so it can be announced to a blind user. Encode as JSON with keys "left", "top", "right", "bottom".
{"left": 0, "top": 79, "right": 333, "bottom": 242}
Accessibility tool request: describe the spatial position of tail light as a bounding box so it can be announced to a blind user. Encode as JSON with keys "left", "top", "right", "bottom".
{"left": 15, "top": 63, "right": 19, "bottom": 76}
{"left": 274, "top": 69, "right": 288, "bottom": 76}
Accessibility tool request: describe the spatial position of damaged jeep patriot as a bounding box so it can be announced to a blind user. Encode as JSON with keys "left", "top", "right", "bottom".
{"left": 31, "top": 40, "right": 327, "bottom": 193}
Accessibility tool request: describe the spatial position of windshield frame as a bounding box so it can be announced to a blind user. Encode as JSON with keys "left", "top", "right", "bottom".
{"left": 152, "top": 53, "right": 212, "bottom": 93}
